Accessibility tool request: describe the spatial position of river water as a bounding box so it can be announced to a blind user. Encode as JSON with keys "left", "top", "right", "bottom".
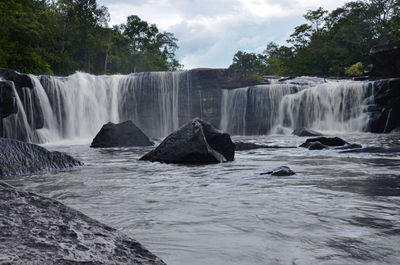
{"left": 4, "top": 133, "right": 400, "bottom": 265}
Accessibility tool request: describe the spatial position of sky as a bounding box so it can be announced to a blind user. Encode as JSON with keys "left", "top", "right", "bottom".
{"left": 97, "top": 0, "right": 349, "bottom": 69}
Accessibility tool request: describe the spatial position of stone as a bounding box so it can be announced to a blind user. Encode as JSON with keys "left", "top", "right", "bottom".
{"left": 0, "top": 138, "right": 82, "bottom": 177}
{"left": 0, "top": 80, "right": 18, "bottom": 119}
{"left": 90, "top": 120, "right": 153, "bottom": 148}
{"left": 261, "top": 166, "right": 295, "bottom": 176}
{"left": 0, "top": 68, "right": 44, "bottom": 132}
{"left": 0, "top": 181, "right": 165, "bottom": 265}
{"left": 368, "top": 78, "right": 400, "bottom": 133}
{"left": 292, "top": 127, "right": 323, "bottom": 137}
{"left": 308, "top": 141, "right": 327, "bottom": 150}
{"left": 140, "top": 118, "right": 235, "bottom": 164}
{"left": 300, "top": 137, "right": 349, "bottom": 148}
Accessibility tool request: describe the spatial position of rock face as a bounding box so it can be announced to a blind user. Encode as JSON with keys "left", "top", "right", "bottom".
{"left": 0, "top": 181, "right": 165, "bottom": 265}
{"left": 0, "top": 80, "right": 18, "bottom": 119}
{"left": 292, "top": 127, "right": 323, "bottom": 137}
{"left": 368, "top": 41, "right": 400, "bottom": 78}
{"left": 140, "top": 118, "right": 235, "bottom": 164}
{"left": 0, "top": 68, "right": 44, "bottom": 141}
{"left": 261, "top": 166, "right": 295, "bottom": 176}
{"left": 368, "top": 78, "right": 400, "bottom": 133}
{"left": 91, "top": 121, "right": 153, "bottom": 148}
{"left": 0, "top": 138, "right": 82, "bottom": 177}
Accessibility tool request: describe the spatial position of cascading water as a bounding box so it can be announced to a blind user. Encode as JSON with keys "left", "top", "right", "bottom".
{"left": 1, "top": 72, "right": 374, "bottom": 143}
{"left": 220, "top": 79, "right": 371, "bottom": 135}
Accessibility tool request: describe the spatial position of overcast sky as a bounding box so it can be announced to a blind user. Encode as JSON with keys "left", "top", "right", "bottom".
{"left": 97, "top": 0, "right": 349, "bottom": 69}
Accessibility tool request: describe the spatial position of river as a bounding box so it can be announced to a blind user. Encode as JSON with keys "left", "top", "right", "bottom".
{"left": 4, "top": 132, "right": 400, "bottom": 265}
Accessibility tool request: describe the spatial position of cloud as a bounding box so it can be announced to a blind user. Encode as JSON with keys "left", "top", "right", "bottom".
{"left": 97, "top": 0, "right": 349, "bottom": 69}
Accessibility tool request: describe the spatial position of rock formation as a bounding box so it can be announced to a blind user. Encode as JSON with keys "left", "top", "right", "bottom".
{"left": 292, "top": 127, "right": 323, "bottom": 137}
{"left": 140, "top": 118, "right": 235, "bottom": 164}
{"left": 91, "top": 121, "right": 153, "bottom": 148}
{"left": 0, "top": 138, "right": 82, "bottom": 177}
{"left": 261, "top": 166, "right": 295, "bottom": 176}
{"left": 0, "top": 181, "right": 165, "bottom": 265}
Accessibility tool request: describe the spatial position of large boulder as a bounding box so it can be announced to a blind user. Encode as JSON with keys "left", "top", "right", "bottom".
{"left": 140, "top": 118, "right": 235, "bottom": 164}
{"left": 0, "top": 181, "right": 165, "bottom": 265}
{"left": 0, "top": 138, "right": 82, "bottom": 177}
{"left": 368, "top": 41, "right": 400, "bottom": 78}
{"left": 292, "top": 127, "right": 323, "bottom": 137}
{"left": 90, "top": 121, "right": 153, "bottom": 148}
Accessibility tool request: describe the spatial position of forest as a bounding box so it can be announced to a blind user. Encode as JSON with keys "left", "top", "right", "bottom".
{"left": 0, "top": 0, "right": 182, "bottom": 75}
{"left": 229, "top": 0, "right": 400, "bottom": 77}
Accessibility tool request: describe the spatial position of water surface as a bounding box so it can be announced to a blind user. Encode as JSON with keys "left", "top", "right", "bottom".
{"left": 5, "top": 133, "right": 400, "bottom": 265}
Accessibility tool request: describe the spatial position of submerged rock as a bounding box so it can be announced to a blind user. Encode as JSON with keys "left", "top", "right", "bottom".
{"left": 0, "top": 181, "right": 165, "bottom": 265}
{"left": 261, "top": 166, "right": 295, "bottom": 176}
{"left": 292, "top": 127, "right": 323, "bottom": 137}
{"left": 308, "top": 141, "right": 327, "bottom": 150}
{"left": 340, "top": 146, "right": 400, "bottom": 154}
{"left": 0, "top": 138, "right": 82, "bottom": 177}
{"left": 234, "top": 141, "right": 297, "bottom": 151}
{"left": 90, "top": 120, "right": 153, "bottom": 148}
{"left": 300, "top": 137, "right": 349, "bottom": 148}
{"left": 140, "top": 118, "right": 235, "bottom": 164}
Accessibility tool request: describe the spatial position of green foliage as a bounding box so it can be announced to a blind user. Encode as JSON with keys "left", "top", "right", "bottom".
{"left": 229, "top": 0, "right": 400, "bottom": 77}
{"left": 344, "top": 62, "right": 364, "bottom": 76}
{"left": 0, "top": 0, "right": 182, "bottom": 75}
{"left": 250, "top": 73, "right": 264, "bottom": 83}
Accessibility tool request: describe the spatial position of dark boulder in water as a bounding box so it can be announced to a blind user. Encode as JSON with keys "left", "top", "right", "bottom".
{"left": 300, "top": 137, "right": 349, "bottom": 148}
{"left": 90, "top": 120, "right": 153, "bottom": 148}
{"left": 0, "top": 138, "right": 82, "bottom": 177}
{"left": 292, "top": 127, "right": 323, "bottom": 137}
{"left": 308, "top": 141, "right": 327, "bottom": 150}
{"left": 261, "top": 166, "right": 295, "bottom": 176}
{"left": 140, "top": 118, "right": 235, "bottom": 164}
{"left": 0, "top": 181, "right": 165, "bottom": 265}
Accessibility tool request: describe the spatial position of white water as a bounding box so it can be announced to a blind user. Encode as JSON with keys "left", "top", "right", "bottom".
{"left": 2, "top": 73, "right": 372, "bottom": 143}
{"left": 220, "top": 80, "right": 370, "bottom": 135}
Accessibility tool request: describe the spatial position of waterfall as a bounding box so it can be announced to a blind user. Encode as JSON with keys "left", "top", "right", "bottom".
{"left": 220, "top": 80, "right": 371, "bottom": 135}
{"left": 1, "top": 72, "right": 374, "bottom": 143}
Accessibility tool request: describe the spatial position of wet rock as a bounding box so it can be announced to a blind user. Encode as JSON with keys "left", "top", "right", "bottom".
{"left": 367, "top": 78, "right": 400, "bottom": 133}
{"left": 308, "top": 141, "right": 327, "bottom": 150}
{"left": 0, "top": 181, "right": 165, "bottom": 265}
{"left": 234, "top": 141, "right": 297, "bottom": 151}
{"left": 261, "top": 166, "right": 295, "bottom": 176}
{"left": 292, "top": 127, "right": 323, "bottom": 137}
{"left": 300, "top": 137, "right": 349, "bottom": 148}
{"left": 0, "top": 138, "right": 82, "bottom": 177}
{"left": 0, "top": 68, "right": 44, "bottom": 131}
{"left": 140, "top": 118, "right": 235, "bottom": 164}
{"left": 340, "top": 146, "right": 400, "bottom": 154}
{"left": 90, "top": 120, "right": 153, "bottom": 148}
{"left": 0, "top": 80, "right": 18, "bottom": 119}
